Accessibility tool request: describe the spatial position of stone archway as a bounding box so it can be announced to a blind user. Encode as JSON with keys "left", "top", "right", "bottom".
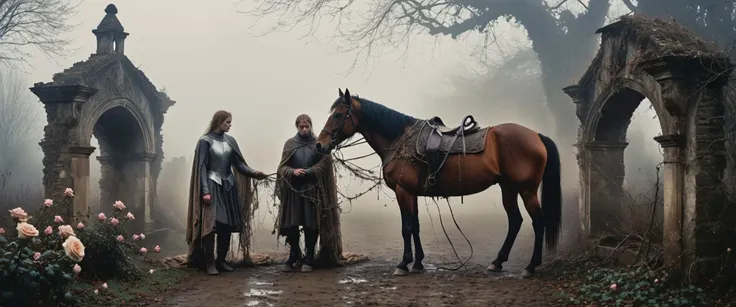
{"left": 29, "top": 4, "right": 174, "bottom": 232}
{"left": 564, "top": 15, "right": 733, "bottom": 275}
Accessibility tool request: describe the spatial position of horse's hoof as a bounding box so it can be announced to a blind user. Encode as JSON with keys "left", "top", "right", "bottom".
{"left": 301, "top": 264, "right": 313, "bottom": 273}
{"left": 393, "top": 268, "right": 409, "bottom": 276}
{"left": 521, "top": 269, "right": 534, "bottom": 278}
{"left": 410, "top": 267, "right": 424, "bottom": 274}
{"left": 486, "top": 264, "right": 502, "bottom": 272}
{"left": 280, "top": 264, "right": 293, "bottom": 272}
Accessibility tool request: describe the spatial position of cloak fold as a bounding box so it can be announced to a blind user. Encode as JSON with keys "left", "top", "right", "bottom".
{"left": 274, "top": 135, "right": 343, "bottom": 266}
{"left": 185, "top": 134, "right": 257, "bottom": 267}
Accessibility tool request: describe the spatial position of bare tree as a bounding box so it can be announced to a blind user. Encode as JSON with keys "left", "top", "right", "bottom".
{"left": 244, "top": 0, "right": 611, "bottom": 146}
{"left": 0, "top": 70, "right": 44, "bottom": 173}
{"left": 0, "top": 0, "right": 78, "bottom": 66}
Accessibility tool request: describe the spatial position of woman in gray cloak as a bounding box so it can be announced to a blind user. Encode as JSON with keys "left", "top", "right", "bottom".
{"left": 185, "top": 110, "right": 267, "bottom": 275}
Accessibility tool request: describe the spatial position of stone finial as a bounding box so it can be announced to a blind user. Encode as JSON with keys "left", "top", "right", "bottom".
{"left": 105, "top": 4, "right": 118, "bottom": 15}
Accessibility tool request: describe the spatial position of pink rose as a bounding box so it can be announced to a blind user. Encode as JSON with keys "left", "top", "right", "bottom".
{"left": 73, "top": 264, "right": 82, "bottom": 275}
{"left": 0, "top": 228, "right": 5, "bottom": 235}
{"left": 44, "top": 199, "right": 53, "bottom": 207}
{"left": 57, "top": 225, "right": 75, "bottom": 239}
{"left": 97, "top": 213, "right": 106, "bottom": 221}
{"left": 132, "top": 234, "right": 140, "bottom": 241}
{"left": 44, "top": 226, "right": 53, "bottom": 235}
{"left": 154, "top": 245, "right": 161, "bottom": 253}
{"left": 17, "top": 222, "right": 39, "bottom": 240}
{"left": 94, "top": 289, "right": 99, "bottom": 294}
{"left": 113, "top": 200, "right": 126, "bottom": 211}
{"left": 139, "top": 233, "right": 146, "bottom": 240}
{"left": 102, "top": 282, "right": 108, "bottom": 289}
{"left": 54, "top": 215, "right": 64, "bottom": 223}
{"left": 9, "top": 207, "right": 28, "bottom": 221}
{"left": 140, "top": 247, "right": 148, "bottom": 254}
{"left": 610, "top": 284, "right": 617, "bottom": 291}
{"left": 126, "top": 212, "right": 135, "bottom": 220}
{"left": 149, "top": 269, "right": 155, "bottom": 274}
{"left": 77, "top": 222, "right": 85, "bottom": 230}
{"left": 33, "top": 252, "right": 41, "bottom": 260}
{"left": 109, "top": 218, "right": 119, "bottom": 226}
{"left": 64, "top": 188, "right": 74, "bottom": 197}
{"left": 116, "top": 235, "right": 124, "bottom": 242}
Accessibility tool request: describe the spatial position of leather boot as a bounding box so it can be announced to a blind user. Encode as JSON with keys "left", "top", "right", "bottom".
{"left": 216, "top": 230, "right": 235, "bottom": 272}
{"left": 203, "top": 234, "right": 219, "bottom": 275}
{"left": 302, "top": 227, "right": 318, "bottom": 273}
{"left": 281, "top": 227, "right": 302, "bottom": 272}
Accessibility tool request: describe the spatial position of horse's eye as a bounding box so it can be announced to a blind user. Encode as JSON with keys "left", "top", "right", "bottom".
{"left": 333, "top": 113, "right": 343, "bottom": 119}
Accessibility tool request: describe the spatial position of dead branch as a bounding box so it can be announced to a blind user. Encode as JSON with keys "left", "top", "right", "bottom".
{"left": 0, "top": 0, "right": 79, "bottom": 67}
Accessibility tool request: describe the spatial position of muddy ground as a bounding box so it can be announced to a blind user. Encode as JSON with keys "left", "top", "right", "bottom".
{"left": 155, "top": 201, "right": 576, "bottom": 306}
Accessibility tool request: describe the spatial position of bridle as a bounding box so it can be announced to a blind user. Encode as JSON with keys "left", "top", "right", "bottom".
{"left": 321, "top": 101, "right": 355, "bottom": 149}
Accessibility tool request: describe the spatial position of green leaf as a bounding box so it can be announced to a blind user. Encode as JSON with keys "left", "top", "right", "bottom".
{"left": 0, "top": 236, "right": 7, "bottom": 243}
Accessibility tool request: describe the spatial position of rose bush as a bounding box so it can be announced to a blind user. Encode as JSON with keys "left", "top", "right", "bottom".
{"left": 0, "top": 189, "right": 164, "bottom": 306}
{"left": 0, "top": 195, "right": 83, "bottom": 306}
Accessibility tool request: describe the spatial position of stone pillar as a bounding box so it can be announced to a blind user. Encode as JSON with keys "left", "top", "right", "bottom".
{"left": 123, "top": 153, "right": 157, "bottom": 232}
{"left": 654, "top": 134, "right": 686, "bottom": 263}
{"left": 584, "top": 141, "right": 628, "bottom": 236}
{"left": 96, "top": 156, "right": 121, "bottom": 213}
{"left": 66, "top": 146, "right": 96, "bottom": 224}
{"left": 30, "top": 84, "right": 98, "bottom": 221}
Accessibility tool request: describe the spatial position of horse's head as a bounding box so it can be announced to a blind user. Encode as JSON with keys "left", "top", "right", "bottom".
{"left": 316, "top": 88, "right": 359, "bottom": 154}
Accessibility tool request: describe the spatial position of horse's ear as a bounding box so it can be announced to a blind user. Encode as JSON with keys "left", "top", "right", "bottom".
{"left": 338, "top": 88, "right": 344, "bottom": 97}
{"left": 343, "top": 88, "right": 351, "bottom": 104}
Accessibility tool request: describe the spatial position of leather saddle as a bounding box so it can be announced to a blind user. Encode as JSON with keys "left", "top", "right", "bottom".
{"left": 418, "top": 115, "right": 487, "bottom": 187}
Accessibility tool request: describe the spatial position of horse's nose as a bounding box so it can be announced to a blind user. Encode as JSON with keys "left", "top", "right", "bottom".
{"left": 315, "top": 143, "right": 322, "bottom": 151}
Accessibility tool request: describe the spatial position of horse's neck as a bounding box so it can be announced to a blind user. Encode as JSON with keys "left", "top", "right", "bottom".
{"left": 358, "top": 129, "right": 395, "bottom": 160}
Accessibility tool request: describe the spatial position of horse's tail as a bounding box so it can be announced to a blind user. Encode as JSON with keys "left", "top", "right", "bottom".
{"left": 538, "top": 133, "right": 562, "bottom": 252}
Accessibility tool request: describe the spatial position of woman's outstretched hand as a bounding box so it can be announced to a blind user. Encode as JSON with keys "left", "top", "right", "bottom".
{"left": 254, "top": 171, "right": 267, "bottom": 179}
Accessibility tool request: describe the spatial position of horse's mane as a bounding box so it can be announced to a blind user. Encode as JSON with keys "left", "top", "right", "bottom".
{"left": 331, "top": 95, "right": 418, "bottom": 140}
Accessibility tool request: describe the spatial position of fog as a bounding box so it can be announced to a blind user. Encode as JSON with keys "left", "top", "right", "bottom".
{"left": 5, "top": 0, "right": 663, "bottom": 261}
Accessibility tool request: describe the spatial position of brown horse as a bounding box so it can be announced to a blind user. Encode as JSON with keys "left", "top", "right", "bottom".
{"left": 315, "top": 88, "right": 563, "bottom": 277}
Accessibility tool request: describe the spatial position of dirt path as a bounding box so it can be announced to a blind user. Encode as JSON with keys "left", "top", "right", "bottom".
{"left": 155, "top": 204, "right": 575, "bottom": 306}
{"left": 159, "top": 261, "right": 563, "bottom": 307}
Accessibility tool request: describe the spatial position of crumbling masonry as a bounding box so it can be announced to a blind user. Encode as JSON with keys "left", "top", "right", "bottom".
{"left": 30, "top": 4, "right": 175, "bottom": 232}
{"left": 564, "top": 15, "right": 734, "bottom": 277}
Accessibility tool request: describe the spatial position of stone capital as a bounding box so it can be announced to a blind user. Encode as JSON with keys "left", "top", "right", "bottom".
{"left": 584, "top": 141, "right": 628, "bottom": 151}
{"left": 29, "top": 84, "right": 98, "bottom": 104}
{"left": 67, "top": 145, "right": 96, "bottom": 156}
{"left": 131, "top": 152, "right": 159, "bottom": 162}
{"left": 563, "top": 84, "right": 586, "bottom": 104}
{"left": 654, "top": 134, "right": 686, "bottom": 148}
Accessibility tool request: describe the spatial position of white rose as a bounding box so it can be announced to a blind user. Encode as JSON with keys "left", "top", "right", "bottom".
{"left": 57, "top": 225, "right": 75, "bottom": 239}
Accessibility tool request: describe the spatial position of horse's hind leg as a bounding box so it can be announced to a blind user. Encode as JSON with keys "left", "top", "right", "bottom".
{"left": 520, "top": 188, "right": 544, "bottom": 278}
{"left": 487, "top": 184, "right": 523, "bottom": 272}
{"left": 393, "top": 186, "right": 414, "bottom": 276}
{"left": 410, "top": 197, "right": 425, "bottom": 273}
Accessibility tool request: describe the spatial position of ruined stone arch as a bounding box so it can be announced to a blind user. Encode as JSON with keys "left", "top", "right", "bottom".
{"left": 29, "top": 4, "right": 175, "bottom": 232}
{"left": 78, "top": 96, "right": 156, "bottom": 154}
{"left": 564, "top": 15, "right": 733, "bottom": 276}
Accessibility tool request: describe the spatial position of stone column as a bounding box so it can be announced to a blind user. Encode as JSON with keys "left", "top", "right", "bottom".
{"left": 96, "top": 156, "right": 121, "bottom": 213}
{"left": 654, "top": 134, "right": 686, "bottom": 263}
{"left": 584, "top": 141, "right": 628, "bottom": 236}
{"left": 30, "top": 84, "right": 98, "bottom": 221}
{"left": 66, "top": 146, "right": 96, "bottom": 224}
{"left": 124, "top": 153, "right": 158, "bottom": 232}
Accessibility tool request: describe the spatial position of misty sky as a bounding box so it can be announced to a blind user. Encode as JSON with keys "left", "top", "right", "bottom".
{"left": 18, "top": 0, "right": 662, "bottom": 208}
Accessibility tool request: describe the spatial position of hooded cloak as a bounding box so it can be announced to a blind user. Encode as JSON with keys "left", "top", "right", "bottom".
{"left": 185, "top": 133, "right": 256, "bottom": 267}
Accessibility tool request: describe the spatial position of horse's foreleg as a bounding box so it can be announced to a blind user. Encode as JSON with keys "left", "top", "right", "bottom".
{"left": 521, "top": 189, "right": 544, "bottom": 278}
{"left": 393, "top": 186, "right": 414, "bottom": 276}
{"left": 488, "top": 185, "right": 522, "bottom": 273}
{"left": 410, "top": 197, "right": 425, "bottom": 273}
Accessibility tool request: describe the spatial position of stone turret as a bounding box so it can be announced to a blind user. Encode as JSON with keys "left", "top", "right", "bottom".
{"left": 92, "top": 4, "right": 128, "bottom": 55}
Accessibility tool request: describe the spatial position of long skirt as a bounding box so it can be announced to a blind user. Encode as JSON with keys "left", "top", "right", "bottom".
{"left": 207, "top": 178, "right": 243, "bottom": 233}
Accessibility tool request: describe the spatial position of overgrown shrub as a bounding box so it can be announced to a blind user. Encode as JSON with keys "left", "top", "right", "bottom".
{"left": 0, "top": 188, "right": 163, "bottom": 306}
{"left": 0, "top": 189, "right": 82, "bottom": 306}
{"left": 76, "top": 201, "right": 151, "bottom": 281}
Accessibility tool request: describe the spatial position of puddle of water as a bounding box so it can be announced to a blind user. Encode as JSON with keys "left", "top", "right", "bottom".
{"left": 380, "top": 286, "right": 397, "bottom": 290}
{"left": 246, "top": 301, "right": 260, "bottom": 306}
{"left": 338, "top": 275, "right": 368, "bottom": 284}
{"left": 245, "top": 289, "right": 284, "bottom": 298}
